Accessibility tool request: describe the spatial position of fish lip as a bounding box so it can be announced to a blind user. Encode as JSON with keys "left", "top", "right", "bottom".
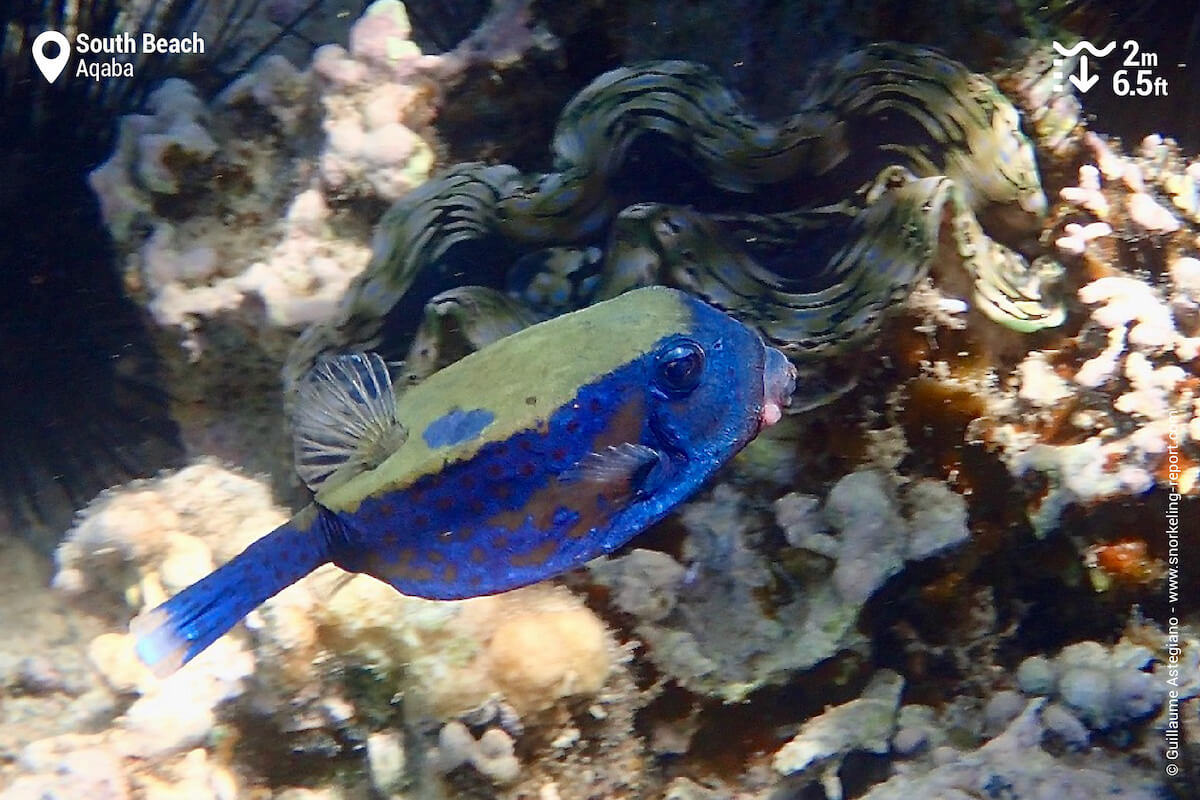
{"left": 759, "top": 347, "right": 796, "bottom": 428}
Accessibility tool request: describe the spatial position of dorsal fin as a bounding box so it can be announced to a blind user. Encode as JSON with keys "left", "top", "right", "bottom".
{"left": 292, "top": 353, "right": 408, "bottom": 492}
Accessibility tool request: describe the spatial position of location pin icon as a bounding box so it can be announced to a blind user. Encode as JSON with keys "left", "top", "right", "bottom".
{"left": 32, "top": 31, "right": 70, "bottom": 84}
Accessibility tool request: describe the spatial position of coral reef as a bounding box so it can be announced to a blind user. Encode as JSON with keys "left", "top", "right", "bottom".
{"left": 1015, "top": 640, "right": 1167, "bottom": 732}
{"left": 309, "top": 0, "right": 436, "bottom": 200}
{"left": 766, "top": 661, "right": 1172, "bottom": 800}
{"left": 431, "top": 721, "right": 521, "bottom": 784}
{"left": 1, "top": 517, "right": 252, "bottom": 798}
{"left": 15, "top": 460, "right": 642, "bottom": 798}
{"left": 865, "top": 698, "right": 1165, "bottom": 799}
{"left": 86, "top": 0, "right": 442, "bottom": 488}
{"left": 89, "top": 69, "right": 352, "bottom": 338}
{"left": 53, "top": 463, "right": 619, "bottom": 727}
{"left": 772, "top": 670, "right": 905, "bottom": 800}
{"left": 946, "top": 129, "right": 1200, "bottom": 540}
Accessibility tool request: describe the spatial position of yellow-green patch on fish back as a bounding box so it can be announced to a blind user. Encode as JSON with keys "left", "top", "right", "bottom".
{"left": 316, "top": 287, "right": 693, "bottom": 512}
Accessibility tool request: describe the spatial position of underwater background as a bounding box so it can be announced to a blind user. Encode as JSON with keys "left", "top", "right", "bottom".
{"left": 1, "top": 0, "right": 1198, "bottom": 798}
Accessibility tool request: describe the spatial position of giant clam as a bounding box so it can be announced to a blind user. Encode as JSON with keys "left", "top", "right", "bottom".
{"left": 285, "top": 43, "right": 1065, "bottom": 408}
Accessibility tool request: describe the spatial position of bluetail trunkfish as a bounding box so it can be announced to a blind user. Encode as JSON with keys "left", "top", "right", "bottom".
{"left": 132, "top": 286, "right": 796, "bottom": 675}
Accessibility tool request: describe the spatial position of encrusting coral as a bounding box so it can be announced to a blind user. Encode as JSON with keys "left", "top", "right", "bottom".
{"left": 88, "top": 0, "right": 528, "bottom": 369}
{"left": 591, "top": 472, "right": 970, "bottom": 701}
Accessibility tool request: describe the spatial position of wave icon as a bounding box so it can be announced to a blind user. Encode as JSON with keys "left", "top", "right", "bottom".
{"left": 1052, "top": 40, "right": 1116, "bottom": 57}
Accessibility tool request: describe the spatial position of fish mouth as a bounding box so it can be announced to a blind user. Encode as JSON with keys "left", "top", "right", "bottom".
{"left": 760, "top": 347, "right": 797, "bottom": 428}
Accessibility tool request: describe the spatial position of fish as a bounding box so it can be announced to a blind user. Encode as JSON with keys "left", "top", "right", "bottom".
{"left": 131, "top": 286, "right": 796, "bottom": 675}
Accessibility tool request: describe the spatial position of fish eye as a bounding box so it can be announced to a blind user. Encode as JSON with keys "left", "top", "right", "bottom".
{"left": 653, "top": 339, "right": 705, "bottom": 396}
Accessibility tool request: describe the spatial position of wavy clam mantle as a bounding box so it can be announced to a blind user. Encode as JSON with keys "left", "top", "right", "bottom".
{"left": 285, "top": 43, "right": 1066, "bottom": 404}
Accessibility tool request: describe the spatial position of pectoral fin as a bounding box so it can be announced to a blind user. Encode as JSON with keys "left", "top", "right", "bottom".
{"left": 292, "top": 352, "right": 408, "bottom": 492}
{"left": 559, "top": 442, "right": 671, "bottom": 500}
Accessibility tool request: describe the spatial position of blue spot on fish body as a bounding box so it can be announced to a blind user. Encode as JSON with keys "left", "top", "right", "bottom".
{"left": 423, "top": 407, "right": 495, "bottom": 448}
{"left": 553, "top": 506, "right": 581, "bottom": 528}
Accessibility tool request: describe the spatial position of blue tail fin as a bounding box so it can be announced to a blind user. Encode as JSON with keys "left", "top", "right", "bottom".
{"left": 131, "top": 505, "right": 331, "bottom": 676}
